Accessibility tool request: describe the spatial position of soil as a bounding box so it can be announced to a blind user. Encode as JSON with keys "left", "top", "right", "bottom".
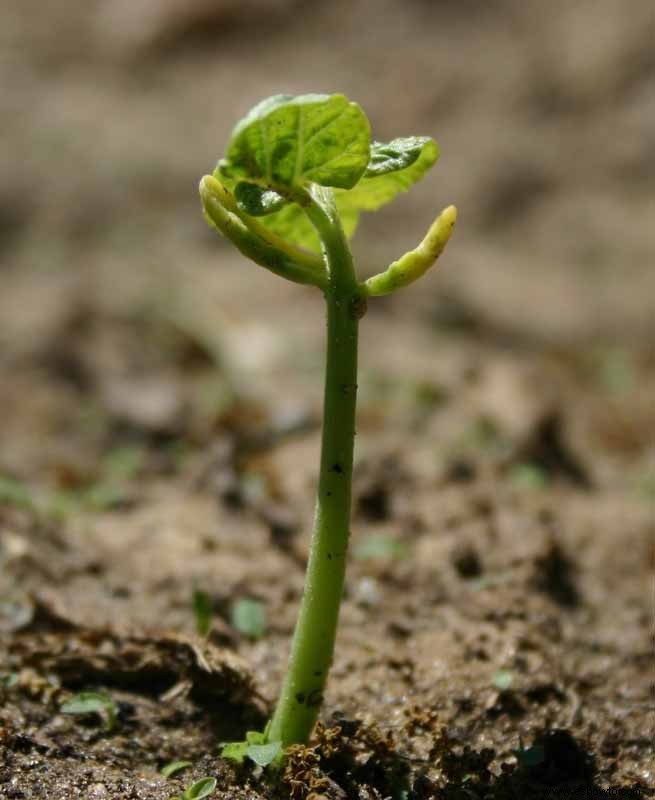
{"left": 1, "top": 1, "right": 654, "bottom": 798}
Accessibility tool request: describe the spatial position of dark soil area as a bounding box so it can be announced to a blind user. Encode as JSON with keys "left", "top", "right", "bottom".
{"left": 1, "top": 1, "right": 654, "bottom": 798}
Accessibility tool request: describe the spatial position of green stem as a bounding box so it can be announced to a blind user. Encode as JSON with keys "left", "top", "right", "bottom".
{"left": 267, "top": 188, "right": 366, "bottom": 747}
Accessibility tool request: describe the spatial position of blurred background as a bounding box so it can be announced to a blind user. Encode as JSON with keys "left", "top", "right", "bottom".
{"left": 1, "top": 0, "right": 653, "bottom": 501}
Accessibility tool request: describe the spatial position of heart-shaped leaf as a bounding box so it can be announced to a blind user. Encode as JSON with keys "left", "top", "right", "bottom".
{"left": 219, "top": 93, "right": 371, "bottom": 190}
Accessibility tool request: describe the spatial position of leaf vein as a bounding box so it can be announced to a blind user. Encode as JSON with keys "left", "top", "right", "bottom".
{"left": 305, "top": 138, "right": 365, "bottom": 175}
{"left": 299, "top": 105, "right": 350, "bottom": 152}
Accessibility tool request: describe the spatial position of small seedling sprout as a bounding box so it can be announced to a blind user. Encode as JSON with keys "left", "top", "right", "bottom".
{"left": 200, "top": 93, "right": 456, "bottom": 752}
{"left": 170, "top": 776, "right": 217, "bottom": 800}
{"left": 192, "top": 587, "right": 213, "bottom": 637}
{"left": 161, "top": 760, "right": 193, "bottom": 778}
{"left": 231, "top": 597, "right": 267, "bottom": 640}
{"left": 60, "top": 691, "right": 118, "bottom": 732}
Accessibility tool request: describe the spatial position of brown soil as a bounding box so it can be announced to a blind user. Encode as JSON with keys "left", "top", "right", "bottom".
{"left": 1, "top": 1, "right": 654, "bottom": 798}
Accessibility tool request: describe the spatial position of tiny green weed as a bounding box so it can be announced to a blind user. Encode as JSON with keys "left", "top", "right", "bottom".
{"left": 60, "top": 691, "right": 118, "bottom": 732}
{"left": 221, "top": 730, "right": 282, "bottom": 767}
{"left": 192, "top": 588, "right": 213, "bottom": 638}
{"left": 161, "top": 760, "right": 193, "bottom": 779}
{"left": 170, "top": 776, "right": 217, "bottom": 800}
{"left": 230, "top": 597, "right": 267, "bottom": 640}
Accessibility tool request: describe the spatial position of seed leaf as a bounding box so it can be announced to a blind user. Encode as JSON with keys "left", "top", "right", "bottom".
{"left": 220, "top": 93, "right": 370, "bottom": 190}
{"left": 231, "top": 598, "right": 266, "bottom": 639}
{"left": 221, "top": 731, "right": 282, "bottom": 767}
{"left": 246, "top": 740, "right": 282, "bottom": 767}
{"left": 161, "top": 760, "right": 193, "bottom": 778}
{"left": 60, "top": 691, "right": 117, "bottom": 731}
{"left": 365, "top": 137, "right": 435, "bottom": 177}
{"left": 221, "top": 740, "right": 249, "bottom": 763}
{"left": 183, "top": 777, "right": 217, "bottom": 799}
{"left": 192, "top": 588, "right": 212, "bottom": 638}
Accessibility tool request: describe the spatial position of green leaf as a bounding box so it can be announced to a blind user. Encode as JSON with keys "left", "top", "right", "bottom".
{"left": 192, "top": 588, "right": 212, "bottom": 638}
{"left": 245, "top": 730, "right": 267, "bottom": 744}
{"left": 246, "top": 741, "right": 282, "bottom": 767}
{"left": 231, "top": 598, "right": 266, "bottom": 639}
{"left": 241, "top": 136, "right": 439, "bottom": 252}
{"left": 234, "top": 182, "right": 286, "bottom": 217}
{"left": 60, "top": 691, "right": 118, "bottom": 731}
{"left": 253, "top": 203, "right": 321, "bottom": 252}
{"left": 221, "top": 732, "right": 282, "bottom": 767}
{"left": 221, "top": 740, "right": 249, "bottom": 764}
{"left": 183, "top": 777, "right": 217, "bottom": 799}
{"left": 335, "top": 137, "right": 438, "bottom": 222}
{"left": 161, "top": 760, "right": 193, "bottom": 778}
{"left": 221, "top": 93, "right": 371, "bottom": 190}
{"left": 364, "top": 137, "right": 434, "bottom": 177}
{"left": 212, "top": 97, "right": 437, "bottom": 255}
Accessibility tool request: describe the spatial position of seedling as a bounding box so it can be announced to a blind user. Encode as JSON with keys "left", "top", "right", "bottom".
{"left": 221, "top": 731, "right": 282, "bottom": 767}
{"left": 231, "top": 597, "right": 267, "bottom": 640}
{"left": 170, "top": 776, "right": 217, "bottom": 800}
{"left": 200, "top": 93, "right": 456, "bottom": 750}
{"left": 161, "top": 760, "right": 193, "bottom": 778}
{"left": 60, "top": 691, "right": 118, "bottom": 732}
{"left": 192, "top": 587, "right": 213, "bottom": 637}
